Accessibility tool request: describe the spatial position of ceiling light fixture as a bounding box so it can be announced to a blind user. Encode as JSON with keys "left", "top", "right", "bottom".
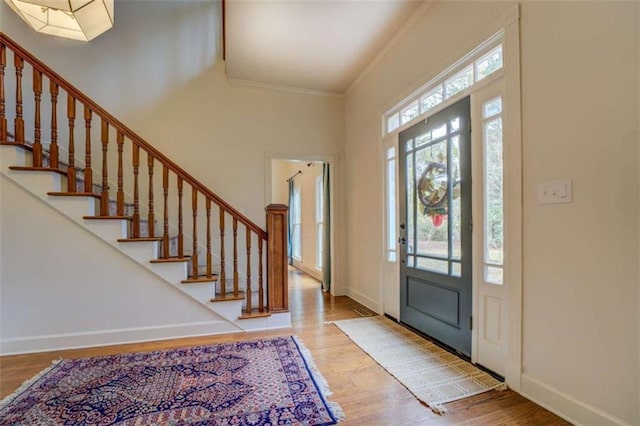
{"left": 4, "top": 0, "right": 114, "bottom": 42}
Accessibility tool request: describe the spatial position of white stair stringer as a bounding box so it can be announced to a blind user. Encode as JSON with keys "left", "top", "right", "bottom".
{"left": 0, "top": 145, "right": 293, "bottom": 333}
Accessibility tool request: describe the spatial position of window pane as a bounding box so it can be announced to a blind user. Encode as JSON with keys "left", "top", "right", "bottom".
{"left": 450, "top": 135, "right": 461, "bottom": 260}
{"left": 401, "top": 100, "right": 419, "bottom": 125}
{"left": 485, "top": 265, "right": 503, "bottom": 285}
{"left": 388, "top": 251, "right": 397, "bottom": 262}
{"left": 445, "top": 65, "right": 473, "bottom": 98}
{"left": 452, "top": 262, "right": 461, "bottom": 277}
{"left": 316, "top": 223, "right": 323, "bottom": 269}
{"left": 483, "top": 97, "right": 502, "bottom": 119}
{"left": 420, "top": 85, "right": 443, "bottom": 112}
{"left": 387, "top": 113, "right": 400, "bottom": 132}
{"left": 484, "top": 116, "right": 503, "bottom": 266}
{"left": 387, "top": 158, "right": 396, "bottom": 251}
{"left": 406, "top": 153, "right": 415, "bottom": 254}
{"left": 475, "top": 45, "right": 503, "bottom": 81}
{"left": 416, "top": 257, "right": 448, "bottom": 274}
{"left": 386, "top": 146, "right": 396, "bottom": 160}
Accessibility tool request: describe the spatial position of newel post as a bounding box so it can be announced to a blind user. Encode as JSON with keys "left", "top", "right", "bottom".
{"left": 266, "top": 204, "right": 289, "bottom": 312}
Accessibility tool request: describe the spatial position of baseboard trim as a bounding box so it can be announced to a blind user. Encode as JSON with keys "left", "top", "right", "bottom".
{"left": 346, "top": 288, "right": 381, "bottom": 313}
{"left": 291, "top": 261, "right": 322, "bottom": 282}
{"left": 520, "top": 373, "right": 631, "bottom": 426}
{"left": 0, "top": 321, "right": 238, "bottom": 355}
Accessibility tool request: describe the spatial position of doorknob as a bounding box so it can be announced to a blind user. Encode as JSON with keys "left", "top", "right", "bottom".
{"left": 398, "top": 237, "right": 406, "bottom": 244}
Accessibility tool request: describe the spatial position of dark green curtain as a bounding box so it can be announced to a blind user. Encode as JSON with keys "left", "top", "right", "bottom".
{"left": 287, "top": 178, "right": 294, "bottom": 265}
{"left": 322, "top": 164, "right": 331, "bottom": 292}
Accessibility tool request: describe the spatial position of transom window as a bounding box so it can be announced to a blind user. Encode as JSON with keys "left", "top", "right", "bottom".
{"left": 384, "top": 32, "right": 504, "bottom": 135}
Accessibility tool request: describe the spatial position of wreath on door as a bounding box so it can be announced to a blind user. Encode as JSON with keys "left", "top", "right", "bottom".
{"left": 417, "top": 161, "right": 459, "bottom": 227}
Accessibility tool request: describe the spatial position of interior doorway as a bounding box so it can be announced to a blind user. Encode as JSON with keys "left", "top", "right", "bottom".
{"left": 268, "top": 158, "right": 333, "bottom": 293}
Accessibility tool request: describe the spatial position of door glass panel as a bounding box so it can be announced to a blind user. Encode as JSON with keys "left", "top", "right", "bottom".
{"left": 451, "top": 135, "right": 462, "bottom": 259}
{"left": 432, "top": 124, "right": 447, "bottom": 140}
{"left": 417, "top": 257, "right": 448, "bottom": 274}
{"left": 406, "top": 153, "right": 415, "bottom": 254}
{"left": 450, "top": 117, "right": 460, "bottom": 133}
{"left": 415, "top": 142, "right": 448, "bottom": 258}
{"left": 452, "top": 262, "right": 461, "bottom": 277}
{"left": 415, "top": 132, "right": 431, "bottom": 147}
{"left": 406, "top": 138, "right": 414, "bottom": 152}
{"left": 407, "top": 255, "right": 415, "bottom": 268}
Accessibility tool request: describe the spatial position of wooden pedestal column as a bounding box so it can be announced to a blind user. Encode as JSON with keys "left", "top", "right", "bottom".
{"left": 266, "top": 204, "right": 288, "bottom": 312}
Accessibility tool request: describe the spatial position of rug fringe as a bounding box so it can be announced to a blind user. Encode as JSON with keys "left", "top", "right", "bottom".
{"left": 0, "top": 358, "right": 62, "bottom": 413}
{"left": 431, "top": 403, "right": 447, "bottom": 415}
{"left": 292, "top": 336, "right": 346, "bottom": 423}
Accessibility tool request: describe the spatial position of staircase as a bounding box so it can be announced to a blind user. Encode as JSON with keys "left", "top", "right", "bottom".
{"left": 0, "top": 32, "right": 290, "bottom": 352}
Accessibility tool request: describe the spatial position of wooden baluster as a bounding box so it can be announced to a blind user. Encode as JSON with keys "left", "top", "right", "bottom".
{"left": 13, "top": 55, "right": 24, "bottom": 143}
{"left": 233, "top": 217, "right": 238, "bottom": 295}
{"left": 245, "top": 228, "right": 252, "bottom": 314}
{"left": 83, "top": 107, "right": 93, "bottom": 192}
{"left": 67, "top": 95, "right": 76, "bottom": 191}
{"left": 49, "top": 82, "right": 59, "bottom": 168}
{"left": 162, "top": 166, "right": 169, "bottom": 258}
{"left": 219, "top": 209, "right": 226, "bottom": 295}
{"left": 258, "top": 236, "right": 264, "bottom": 312}
{"left": 147, "top": 154, "right": 155, "bottom": 237}
{"left": 132, "top": 144, "right": 140, "bottom": 238}
{"left": 191, "top": 188, "right": 198, "bottom": 278}
{"left": 0, "top": 43, "right": 6, "bottom": 142}
{"left": 206, "top": 199, "right": 212, "bottom": 279}
{"left": 177, "top": 177, "right": 184, "bottom": 258}
{"left": 32, "top": 69, "right": 42, "bottom": 167}
{"left": 100, "top": 120, "right": 109, "bottom": 215}
{"left": 116, "top": 131, "right": 124, "bottom": 215}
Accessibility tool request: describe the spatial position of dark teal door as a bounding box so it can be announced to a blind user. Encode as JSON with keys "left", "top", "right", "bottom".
{"left": 399, "top": 97, "right": 472, "bottom": 356}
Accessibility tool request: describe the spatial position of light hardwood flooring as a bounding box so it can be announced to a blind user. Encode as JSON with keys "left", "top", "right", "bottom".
{"left": 0, "top": 268, "right": 570, "bottom": 425}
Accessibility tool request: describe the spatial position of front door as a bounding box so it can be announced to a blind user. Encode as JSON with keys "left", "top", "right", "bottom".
{"left": 399, "top": 97, "right": 472, "bottom": 356}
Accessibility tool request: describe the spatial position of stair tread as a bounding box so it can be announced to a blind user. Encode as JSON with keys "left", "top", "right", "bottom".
{"left": 117, "top": 237, "right": 163, "bottom": 242}
{"left": 182, "top": 274, "right": 219, "bottom": 284}
{"left": 238, "top": 309, "right": 271, "bottom": 320}
{"left": 83, "top": 215, "right": 133, "bottom": 220}
{"left": 210, "top": 293, "right": 245, "bottom": 302}
{"left": 0, "top": 141, "right": 33, "bottom": 151}
{"left": 48, "top": 191, "right": 101, "bottom": 199}
{"left": 150, "top": 256, "right": 191, "bottom": 263}
{"left": 9, "top": 166, "right": 67, "bottom": 175}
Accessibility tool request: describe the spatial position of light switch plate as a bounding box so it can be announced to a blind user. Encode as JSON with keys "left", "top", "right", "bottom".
{"left": 538, "top": 179, "right": 572, "bottom": 205}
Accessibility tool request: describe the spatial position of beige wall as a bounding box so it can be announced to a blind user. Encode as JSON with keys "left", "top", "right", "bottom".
{"left": 0, "top": 0, "right": 344, "bottom": 229}
{"left": 345, "top": 1, "right": 638, "bottom": 424}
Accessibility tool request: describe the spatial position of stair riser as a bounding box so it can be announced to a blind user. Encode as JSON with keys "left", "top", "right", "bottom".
{"left": 6, "top": 170, "right": 62, "bottom": 195}
{"left": 47, "top": 196, "right": 97, "bottom": 218}
{"left": 118, "top": 242, "right": 160, "bottom": 265}
{"left": 149, "top": 262, "right": 188, "bottom": 284}
{"left": 0, "top": 145, "right": 31, "bottom": 169}
{"left": 83, "top": 219, "right": 129, "bottom": 242}
{"left": 181, "top": 282, "right": 216, "bottom": 301}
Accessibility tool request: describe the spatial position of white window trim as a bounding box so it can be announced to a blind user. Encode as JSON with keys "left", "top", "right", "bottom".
{"left": 383, "top": 30, "right": 505, "bottom": 137}
{"left": 315, "top": 175, "right": 323, "bottom": 270}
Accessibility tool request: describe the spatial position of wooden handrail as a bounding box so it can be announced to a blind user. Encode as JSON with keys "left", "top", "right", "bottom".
{"left": 0, "top": 32, "right": 266, "bottom": 240}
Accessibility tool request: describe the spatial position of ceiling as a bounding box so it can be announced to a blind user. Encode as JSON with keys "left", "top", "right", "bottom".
{"left": 225, "top": 0, "right": 425, "bottom": 94}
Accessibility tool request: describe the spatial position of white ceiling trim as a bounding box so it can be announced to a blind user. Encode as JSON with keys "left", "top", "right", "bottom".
{"left": 345, "top": 0, "right": 435, "bottom": 98}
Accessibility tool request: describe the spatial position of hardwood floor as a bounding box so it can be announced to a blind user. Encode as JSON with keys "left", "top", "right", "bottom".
{"left": 0, "top": 268, "right": 570, "bottom": 425}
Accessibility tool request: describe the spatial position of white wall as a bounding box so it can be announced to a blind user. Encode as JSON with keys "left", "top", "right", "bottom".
{"left": 0, "top": 175, "right": 235, "bottom": 354}
{"left": 345, "top": 1, "right": 639, "bottom": 424}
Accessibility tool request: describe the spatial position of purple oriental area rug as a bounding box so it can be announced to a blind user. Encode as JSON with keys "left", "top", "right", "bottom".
{"left": 0, "top": 336, "right": 343, "bottom": 425}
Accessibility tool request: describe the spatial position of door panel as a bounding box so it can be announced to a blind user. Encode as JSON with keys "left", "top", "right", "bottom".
{"left": 399, "top": 97, "right": 472, "bottom": 356}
